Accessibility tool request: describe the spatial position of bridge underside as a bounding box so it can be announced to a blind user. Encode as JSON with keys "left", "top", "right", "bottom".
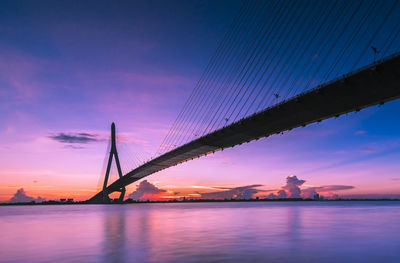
{"left": 89, "top": 54, "right": 400, "bottom": 203}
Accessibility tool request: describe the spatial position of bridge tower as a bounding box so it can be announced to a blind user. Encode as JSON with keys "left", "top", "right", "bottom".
{"left": 102, "top": 122, "right": 126, "bottom": 203}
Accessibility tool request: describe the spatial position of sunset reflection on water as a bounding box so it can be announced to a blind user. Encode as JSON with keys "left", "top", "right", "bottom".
{"left": 1, "top": 202, "right": 400, "bottom": 262}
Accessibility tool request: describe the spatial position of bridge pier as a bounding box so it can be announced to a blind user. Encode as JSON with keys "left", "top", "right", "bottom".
{"left": 118, "top": 187, "right": 126, "bottom": 203}
{"left": 101, "top": 122, "right": 126, "bottom": 204}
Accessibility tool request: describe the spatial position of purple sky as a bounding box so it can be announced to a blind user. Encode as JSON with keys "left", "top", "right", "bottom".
{"left": 1, "top": 0, "right": 400, "bottom": 201}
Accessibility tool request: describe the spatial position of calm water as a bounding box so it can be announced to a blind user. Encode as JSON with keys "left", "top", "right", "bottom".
{"left": 1, "top": 201, "right": 400, "bottom": 263}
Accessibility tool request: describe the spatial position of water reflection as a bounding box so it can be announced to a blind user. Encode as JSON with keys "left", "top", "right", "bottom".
{"left": 1, "top": 202, "right": 400, "bottom": 263}
{"left": 103, "top": 208, "right": 126, "bottom": 263}
{"left": 286, "top": 207, "right": 302, "bottom": 256}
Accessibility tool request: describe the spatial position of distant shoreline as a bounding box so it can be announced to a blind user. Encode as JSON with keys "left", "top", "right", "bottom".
{"left": 1, "top": 198, "right": 400, "bottom": 206}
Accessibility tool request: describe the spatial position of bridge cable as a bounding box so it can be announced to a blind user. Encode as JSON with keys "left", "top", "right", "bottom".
{"left": 191, "top": 0, "right": 283, "bottom": 138}
{"left": 220, "top": 0, "right": 310, "bottom": 127}
{"left": 234, "top": 0, "right": 327, "bottom": 123}
{"left": 292, "top": 0, "right": 363, "bottom": 99}
{"left": 191, "top": 0, "right": 274, "bottom": 138}
{"left": 323, "top": 0, "right": 383, "bottom": 83}
{"left": 166, "top": 0, "right": 261, "bottom": 149}
{"left": 202, "top": 0, "right": 286, "bottom": 134}
{"left": 326, "top": 0, "right": 385, "bottom": 87}
{"left": 175, "top": 0, "right": 265, "bottom": 146}
{"left": 257, "top": 0, "right": 339, "bottom": 115}
{"left": 96, "top": 136, "right": 111, "bottom": 192}
{"left": 350, "top": 0, "right": 399, "bottom": 70}
{"left": 158, "top": 0, "right": 253, "bottom": 154}
{"left": 276, "top": 1, "right": 346, "bottom": 101}
{"left": 206, "top": 0, "right": 294, "bottom": 134}
{"left": 156, "top": 0, "right": 251, "bottom": 154}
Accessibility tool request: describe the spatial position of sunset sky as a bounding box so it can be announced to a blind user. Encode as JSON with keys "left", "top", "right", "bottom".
{"left": 1, "top": 0, "right": 400, "bottom": 202}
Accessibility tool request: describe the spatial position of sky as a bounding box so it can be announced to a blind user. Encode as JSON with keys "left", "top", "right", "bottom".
{"left": 1, "top": 0, "right": 400, "bottom": 202}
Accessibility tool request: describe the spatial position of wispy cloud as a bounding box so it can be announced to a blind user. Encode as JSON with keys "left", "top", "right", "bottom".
{"left": 355, "top": 130, "right": 367, "bottom": 135}
{"left": 115, "top": 134, "right": 149, "bottom": 146}
{"left": 0, "top": 48, "right": 54, "bottom": 103}
{"left": 64, "top": 145, "right": 86, "bottom": 149}
{"left": 312, "top": 185, "right": 355, "bottom": 192}
{"left": 301, "top": 139, "right": 400, "bottom": 174}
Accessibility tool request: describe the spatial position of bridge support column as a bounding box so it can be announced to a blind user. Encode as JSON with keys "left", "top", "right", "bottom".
{"left": 118, "top": 187, "right": 126, "bottom": 203}
{"left": 103, "top": 122, "right": 126, "bottom": 203}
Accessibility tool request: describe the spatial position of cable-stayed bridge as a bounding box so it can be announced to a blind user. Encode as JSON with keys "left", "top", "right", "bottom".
{"left": 89, "top": 0, "right": 400, "bottom": 203}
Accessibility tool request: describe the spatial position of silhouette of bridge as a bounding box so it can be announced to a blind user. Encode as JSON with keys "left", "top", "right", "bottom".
{"left": 89, "top": 0, "right": 400, "bottom": 203}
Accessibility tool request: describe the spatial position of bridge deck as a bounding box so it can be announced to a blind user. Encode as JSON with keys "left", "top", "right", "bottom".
{"left": 89, "top": 54, "right": 400, "bottom": 203}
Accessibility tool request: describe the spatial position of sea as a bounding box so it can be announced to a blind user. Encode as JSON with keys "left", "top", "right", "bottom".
{"left": 1, "top": 201, "right": 400, "bottom": 263}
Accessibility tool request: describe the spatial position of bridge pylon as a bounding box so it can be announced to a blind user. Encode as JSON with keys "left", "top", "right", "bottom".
{"left": 102, "top": 122, "right": 126, "bottom": 203}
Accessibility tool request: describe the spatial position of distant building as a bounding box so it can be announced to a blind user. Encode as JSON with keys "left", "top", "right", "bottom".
{"left": 60, "top": 198, "right": 66, "bottom": 202}
{"left": 314, "top": 193, "right": 320, "bottom": 200}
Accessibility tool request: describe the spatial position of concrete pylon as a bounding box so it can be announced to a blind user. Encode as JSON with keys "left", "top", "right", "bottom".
{"left": 103, "top": 122, "right": 126, "bottom": 203}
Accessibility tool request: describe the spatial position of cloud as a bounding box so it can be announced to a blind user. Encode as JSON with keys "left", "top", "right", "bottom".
{"left": 48, "top": 132, "right": 101, "bottom": 144}
{"left": 276, "top": 190, "right": 287, "bottom": 198}
{"left": 300, "top": 185, "right": 355, "bottom": 199}
{"left": 312, "top": 185, "right": 355, "bottom": 192}
{"left": 9, "top": 188, "right": 45, "bottom": 203}
{"left": 200, "top": 184, "right": 264, "bottom": 200}
{"left": 128, "top": 180, "right": 167, "bottom": 201}
{"left": 355, "top": 130, "right": 367, "bottom": 135}
{"left": 127, "top": 177, "right": 355, "bottom": 201}
{"left": 218, "top": 154, "right": 236, "bottom": 165}
{"left": 267, "top": 175, "right": 355, "bottom": 199}
{"left": 267, "top": 176, "right": 308, "bottom": 199}
{"left": 0, "top": 50, "right": 49, "bottom": 101}
{"left": 300, "top": 187, "right": 318, "bottom": 199}
{"left": 282, "top": 175, "right": 305, "bottom": 198}
{"left": 64, "top": 145, "right": 86, "bottom": 149}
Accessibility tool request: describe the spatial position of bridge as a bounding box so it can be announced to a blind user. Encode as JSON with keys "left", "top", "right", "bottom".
{"left": 89, "top": 0, "right": 400, "bottom": 203}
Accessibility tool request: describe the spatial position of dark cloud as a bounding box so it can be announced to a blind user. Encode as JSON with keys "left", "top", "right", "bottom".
{"left": 9, "top": 188, "right": 45, "bottom": 203}
{"left": 78, "top": 133, "right": 97, "bottom": 137}
{"left": 48, "top": 132, "right": 101, "bottom": 144}
{"left": 128, "top": 180, "right": 166, "bottom": 201}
